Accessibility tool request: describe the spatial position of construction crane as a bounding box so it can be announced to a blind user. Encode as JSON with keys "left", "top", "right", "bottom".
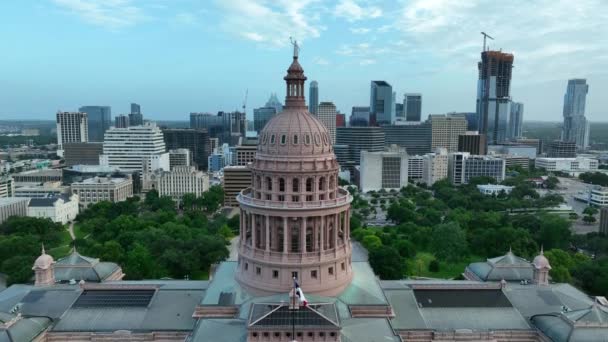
{"left": 481, "top": 32, "right": 494, "bottom": 52}
{"left": 242, "top": 89, "right": 248, "bottom": 114}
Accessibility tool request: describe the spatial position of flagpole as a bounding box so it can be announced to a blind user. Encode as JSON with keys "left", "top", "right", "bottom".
{"left": 292, "top": 277, "right": 296, "bottom": 341}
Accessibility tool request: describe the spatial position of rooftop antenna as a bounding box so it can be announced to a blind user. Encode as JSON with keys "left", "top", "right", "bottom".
{"left": 481, "top": 32, "right": 494, "bottom": 52}
{"left": 242, "top": 89, "right": 248, "bottom": 115}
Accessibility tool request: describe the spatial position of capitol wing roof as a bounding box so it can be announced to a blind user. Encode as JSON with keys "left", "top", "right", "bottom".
{"left": 0, "top": 312, "right": 51, "bottom": 342}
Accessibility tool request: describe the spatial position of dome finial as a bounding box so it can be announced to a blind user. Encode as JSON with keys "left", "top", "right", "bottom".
{"left": 41, "top": 243, "right": 46, "bottom": 255}
{"left": 540, "top": 245, "right": 544, "bottom": 255}
{"left": 290, "top": 37, "right": 300, "bottom": 58}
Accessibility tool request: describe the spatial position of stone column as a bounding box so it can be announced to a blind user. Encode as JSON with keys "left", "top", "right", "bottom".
{"left": 265, "top": 215, "right": 270, "bottom": 251}
{"left": 301, "top": 217, "right": 307, "bottom": 253}
{"left": 334, "top": 214, "right": 339, "bottom": 250}
{"left": 239, "top": 210, "right": 244, "bottom": 247}
{"left": 251, "top": 214, "right": 256, "bottom": 249}
{"left": 283, "top": 217, "right": 288, "bottom": 253}
{"left": 320, "top": 215, "right": 325, "bottom": 252}
{"left": 312, "top": 217, "right": 318, "bottom": 252}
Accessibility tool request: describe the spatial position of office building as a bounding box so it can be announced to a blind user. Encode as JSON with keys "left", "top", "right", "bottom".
{"left": 407, "top": 156, "right": 424, "bottom": 182}
{"left": 235, "top": 137, "right": 257, "bottom": 166}
{"left": 0, "top": 176, "right": 14, "bottom": 198}
{"left": 63, "top": 142, "right": 103, "bottom": 166}
{"left": 0, "top": 197, "right": 29, "bottom": 224}
{"left": 574, "top": 186, "right": 608, "bottom": 207}
{"left": 162, "top": 128, "right": 211, "bottom": 171}
{"left": 422, "top": 148, "right": 449, "bottom": 185}
{"left": 190, "top": 111, "right": 245, "bottom": 144}
{"left": 12, "top": 169, "right": 62, "bottom": 184}
{"left": 359, "top": 146, "right": 408, "bottom": 192}
{"left": 430, "top": 114, "right": 467, "bottom": 152}
{"left": 128, "top": 112, "right": 143, "bottom": 126}
{"left": 395, "top": 103, "right": 404, "bottom": 119}
{"left": 382, "top": 122, "right": 432, "bottom": 156}
{"left": 464, "top": 112, "right": 479, "bottom": 131}
{"left": 489, "top": 145, "right": 537, "bottom": 159}
{"left": 335, "top": 127, "right": 385, "bottom": 171}
{"left": 62, "top": 165, "right": 141, "bottom": 194}
{"left": 309, "top": 81, "right": 319, "bottom": 114}
{"left": 515, "top": 138, "right": 543, "bottom": 154}
{"left": 14, "top": 182, "right": 70, "bottom": 198}
{"left": 223, "top": 166, "right": 251, "bottom": 207}
{"left": 476, "top": 50, "right": 514, "bottom": 144}
{"left": 115, "top": 114, "right": 129, "bottom": 128}
{"left": 477, "top": 184, "right": 515, "bottom": 196}
{"left": 27, "top": 194, "right": 79, "bottom": 224}
{"left": 449, "top": 153, "right": 506, "bottom": 185}
{"left": 548, "top": 140, "right": 576, "bottom": 158}
{"left": 370, "top": 81, "right": 394, "bottom": 125}
{"left": 601, "top": 207, "right": 608, "bottom": 234}
{"left": 56, "top": 111, "right": 88, "bottom": 154}
{"left": 317, "top": 102, "right": 337, "bottom": 144}
{"left": 505, "top": 155, "right": 531, "bottom": 170}
{"left": 100, "top": 123, "right": 169, "bottom": 172}
{"left": 458, "top": 133, "right": 487, "bottom": 155}
{"left": 404, "top": 93, "right": 422, "bottom": 121}
{"left": 509, "top": 102, "right": 524, "bottom": 139}
{"left": 265, "top": 93, "right": 283, "bottom": 114}
{"left": 169, "top": 148, "right": 191, "bottom": 169}
{"left": 71, "top": 176, "right": 133, "bottom": 208}
{"left": 79, "top": 106, "right": 111, "bottom": 142}
{"left": 143, "top": 166, "right": 209, "bottom": 203}
{"left": 208, "top": 153, "right": 225, "bottom": 172}
{"left": 131, "top": 103, "right": 141, "bottom": 115}
{"left": 336, "top": 113, "right": 346, "bottom": 128}
{"left": 535, "top": 157, "right": 598, "bottom": 175}
{"left": 253, "top": 107, "right": 276, "bottom": 132}
{"left": 350, "top": 106, "right": 370, "bottom": 126}
{"left": 562, "top": 79, "right": 590, "bottom": 149}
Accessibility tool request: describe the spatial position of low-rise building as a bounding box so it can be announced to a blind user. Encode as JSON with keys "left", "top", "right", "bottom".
{"left": 359, "top": 146, "right": 408, "bottom": 192}
{"left": 71, "top": 176, "right": 133, "bottom": 208}
{"left": 14, "top": 181, "right": 70, "bottom": 198}
{"left": 0, "top": 197, "right": 29, "bottom": 224}
{"left": 449, "top": 153, "right": 506, "bottom": 185}
{"left": 12, "top": 169, "right": 62, "bottom": 184}
{"left": 143, "top": 166, "right": 209, "bottom": 203}
{"left": 574, "top": 186, "right": 608, "bottom": 207}
{"left": 27, "top": 194, "right": 79, "bottom": 224}
{"left": 407, "top": 155, "right": 424, "bottom": 182}
{"left": 169, "top": 148, "right": 191, "bottom": 169}
{"left": 223, "top": 166, "right": 251, "bottom": 207}
{"left": 535, "top": 157, "right": 598, "bottom": 175}
{"left": 477, "top": 184, "right": 515, "bottom": 196}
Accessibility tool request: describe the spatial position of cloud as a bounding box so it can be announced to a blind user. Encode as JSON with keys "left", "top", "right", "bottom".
{"left": 313, "top": 57, "right": 330, "bottom": 65}
{"left": 215, "top": 0, "right": 323, "bottom": 47}
{"left": 394, "top": 0, "right": 608, "bottom": 82}
{"left": 360, "top": 59, "right": 376, "bottom": 65}
{"left": 350, "top": 27, "right": 371, "bottom": 34}
{"left": 334, "top": 0, "right": 382, "bottom": 22}
{"left": 173, "top": 12, "right": 197, "bottom": 26}
{"left": 52, "top": 0, "right": 147, "bottom": 30}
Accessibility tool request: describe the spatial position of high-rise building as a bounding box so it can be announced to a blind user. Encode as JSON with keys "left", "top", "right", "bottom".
{"left": 190, "top": 112, "right": 246, "bottom": 145}
{"left": 56, "top": 112, "right": 88, "bottom": 155}
{"left": 235, "top": 137, "right": 258, "bottom": 166}
{"left": 253, "top": 107, "right": 276, "bottom": 132}
{"left": 458, "top": 133, "right": 487, "bottom": 155}
{"left": 562, "top": 79, "right": 590, "bottom": 149}
{"left": 449, "top": 152, "right": 506, "bottom": 185}
{"left": 317, "top": 102, "right": 337, "bottom": 144}
{"left": 476, "top": 50, "right": 514, "bottom": 145}
{"left": 404, "top": 93, "right": 422, "bottom": 122}
{"left": 430, "top": 114, "right": 468, "bottom": 152}
{"left": 265, "top": 93, "right": 283, "bottom": 114}
{"left": 162, "top": 128, "right": 211, "bottom": 171}
{"left": 223, "top": 166, "right": 251, "bottom": 207}
{"left": 350, "top": 106, "right": 370, "bottom": 126}
{"left": 115, "top": 115, "right": 129, "bottom": 128}
{"left": 79, "top": 106, "right": 111, "bottom": 142}
{"left": 100, "top": 123, "right": 169, "bottom": 172}
{"left": 168, "top": 148, "right": 191, "bottom": 169}
{"left": 600, "top": 207, "right": 608, "bottom": 235}
{"left": 407, "top": 156, "right": 424, "bottom": 181}
{"left": 464, "top": 112, "right": 478, "bottom": 131}
{"left": 370, "top": 81, "right": 394, "bottom": 125}
{"left": 63, "top": 142, "right": 103, "bottom": 166}
{"left": 131, "top": 103, "right": 141, "bottom": 115}
{"left": 0, "top": 175, "right": 14, "bottom": 198}
{"left": 336, "top": 113, "right": 346, "bottom": 128}
{"left": 395, "top": 103, "right": 404, "bottom": 119}
{"left": 335, "top": 127, "right": 385, "bottom": 171}
{"left": 207, "top": 153, "right": 225, "bottom": 172}
{"left": 422, "top": 148, "right": 449, "bottom": 186}
{"left": 382, "top": 122, "right": 432, "bottom": 156}
{"left": 309, "top": 81, "right": 319, "bottom": 114}
{"left": 548, "top": 140, "right": 576, "bottom": 158}
{"left": 128, "top": 113, "right": 143, "bottom": 126}
{"left": 359, "top": 146, "right": 408, "bottom": 192}
{"left": 509, "top": 102, "right": 524, "bottom": 139}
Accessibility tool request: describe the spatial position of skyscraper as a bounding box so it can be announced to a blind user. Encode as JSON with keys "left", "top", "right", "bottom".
{"left": 131, "top": 103, "right": 141, "bottom": 115}
{"left": 317, "top": 102, "right": 337, "bottom": 144}
{"left": 100, "top": 123, "right": 168, "bottom": 172}
{"left": 56, "top": 112, "right": 88, "bottom": 155}
{"left": 79, "top": 106, "right": 111, "bottom": 142}
{"left": 253, "top": 107, "right": 276, "bottom": 132}
{"left": 430, "top": 114, "right": 468, "bottom": 152}
{"left": 404, "top": 93, "right": 422, "bottom": 122}
{"left": 162, "top": 128, "right": 211, "bottom": 170}
{"left": 370, "top": 81, "right": 395, "bottom": 125}
{"left": 128, "top": 113, "right": 143, "bottom": 126}
{"left": 562, "top": 79, "right": 590, "bottom": 149}
{"left": 476, "top": 50, "right": 514, "bottom": 145}
{"left": 115, "top": 114, "right": 129, "bottom": 128}
{"left": 265, "top": 93, "right": 283, "bottom": 114}
{"left": 350, "top": 106, "right": 370, "bottom": 126}
{"left": 309, "top": 80, "right": 319, "bottom": 115}
{"left": 509, "top": 102, "right": 524, "bottom": 139}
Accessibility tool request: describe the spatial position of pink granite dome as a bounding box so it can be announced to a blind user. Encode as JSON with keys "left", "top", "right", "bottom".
{"left": 533, "top": 247, "right": 551, "bottom": 270}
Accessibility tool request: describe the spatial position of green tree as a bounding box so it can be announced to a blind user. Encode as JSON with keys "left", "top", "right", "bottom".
{"left": 430, "top": 222, "right": 468, "bottom": 262}
{"left": 537, "top": 214, "right": 571, "bottom": 250}
{"left": 428, "top": 259, "right": 440, "bottom": 273}
{"left": 393, "top": 239, "right": 416, "bottom": 258}
{"left": 369, "top": 246, "right": 405, "bottom": 279}
{"left": 361, "top": 235, "right": 382, "bottom": 250}
{"left": 125, "top": 243, "right": 156, "bottom": 279}
{"left": 583, "top": 215, "right": 597, "bottom": 224}
{"left": 1, "top": 256, "right": 34, "bottom": 285}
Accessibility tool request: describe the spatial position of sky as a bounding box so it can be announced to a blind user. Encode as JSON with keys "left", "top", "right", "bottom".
{"left": 1, "top": 0, "right": 607, "bottom": 122}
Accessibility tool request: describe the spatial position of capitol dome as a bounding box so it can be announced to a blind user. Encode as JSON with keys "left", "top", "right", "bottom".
{"left": 33, "top": 245, "right": 54, "bottom": 270}
{"left": 533, "top": 247, "right": 551, "bottom": 269}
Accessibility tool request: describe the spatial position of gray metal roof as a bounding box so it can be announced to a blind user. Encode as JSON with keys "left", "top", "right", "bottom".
{"left": 466, "top": 251, "right": 534, "bottom": 282}
{"left": 27, "top": 194, "right": 71, "bottom": 207}
{"left": 0, "top": 312, "right": 51, "bottom": 342}
{"left": 190, "top": 319, "right": 247, "bottom": 342}
{"left": 54, "top": 251, "right": 121, "bottom": 283}
{"left": 531, "top": 305, "right": 608, "bottom": 342}
{"left": 504, "top": 283, "right": 594, "bottom": 318}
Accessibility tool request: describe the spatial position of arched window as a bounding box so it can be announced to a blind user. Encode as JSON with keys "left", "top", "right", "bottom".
{"left": 305, "top": 134, "right": 311, "bottom": 145}
{"left": 329, "top": 176, "right": 335, "bottom": 188}
{"left": 279, "top": 178, "right": 285, "bottom": 192}
{"left": 292, "top": 178, "right": 299, "bottom": 192}
{"left": 256, "top": 176, "right": 261, "bottom": 189}
{"left": 306, "top": 178, "right": 313, "bottom": 192}
{"left": 280, "top": 134, "right": 287, "bottom": 144}
{"left": 266, "top": 177, "right": 272, "bottom": 191}
{"left": 318, "top": 177, "right": 326, "bottom": 191}
{"left": 270, "top": 134, "right": 276, "bottom": 144}
{"left": 293, "top": 135, "right": 299, "bottom": 145}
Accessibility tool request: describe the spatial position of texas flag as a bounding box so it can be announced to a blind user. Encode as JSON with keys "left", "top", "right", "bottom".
{"left": 294, "top": 278, "right": 308, "bottom": 307}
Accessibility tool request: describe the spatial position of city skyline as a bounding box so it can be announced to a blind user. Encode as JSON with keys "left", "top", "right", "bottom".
{"left": 1, "top": 1, "right": 607, "bottom": 122}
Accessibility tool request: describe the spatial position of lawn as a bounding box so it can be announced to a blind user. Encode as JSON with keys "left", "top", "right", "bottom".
{"left": 407, "top": 252, "right": 481, "bottom": 279}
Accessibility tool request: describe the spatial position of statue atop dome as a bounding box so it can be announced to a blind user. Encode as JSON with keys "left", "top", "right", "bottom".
{"left": 290, "top": 36, "right": 299, "bottom": 58}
